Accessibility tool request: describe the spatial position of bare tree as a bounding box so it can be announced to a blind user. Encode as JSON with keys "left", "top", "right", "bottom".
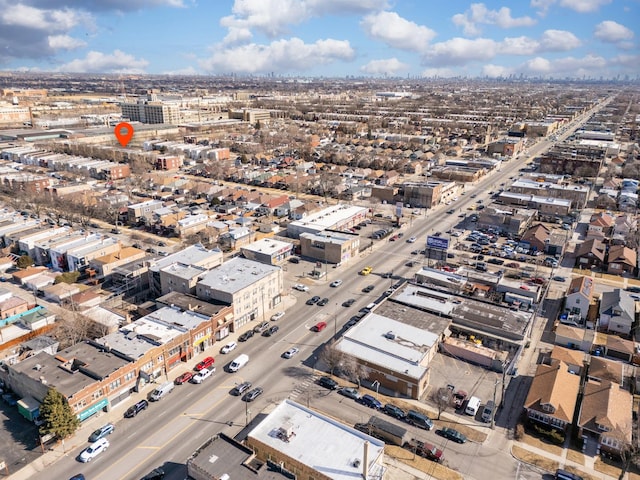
{"left": 431, "top": 386, "right": 453, "bottom": 420}
{"left": 318, "top": 342, "right": 344, "bottom": 375}
{"left": 339, "top": 355, "right": 370, "bottom": 387}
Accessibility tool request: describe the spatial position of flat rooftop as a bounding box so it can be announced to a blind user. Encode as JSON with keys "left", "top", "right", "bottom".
{"left": 336, "top": 313, "right": 438, "bottom": 379}
{"left": 149, "top": 244, "right": 222, "bottom": 272}
{"left": 156, "top": 291, "right": 229, "bottom": 316}
{"left": 198, "top": 257, "right": 280, "bottom": 294}
{"left": 248, "top": 400, "right": 385, "bottom": 480}
{"left": 289, "top": 204, "right": 367, "bottom": 230}
{"left": 241, "top": 237, "right": 293, "bottom": 255}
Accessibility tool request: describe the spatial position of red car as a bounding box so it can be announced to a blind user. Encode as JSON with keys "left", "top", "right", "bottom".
{"left": 174, "top": 372, "right": 193, "bottom": 385}
{"left": 195, "top": 357, "right": 215, "bottom": 371}
{"left": 531, "top": 277, "right": 546, "bottom": 285}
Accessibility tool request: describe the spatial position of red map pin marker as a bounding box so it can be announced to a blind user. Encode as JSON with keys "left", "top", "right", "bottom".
{"left": 114, "top": 122, "right": 134, "bottom": 147}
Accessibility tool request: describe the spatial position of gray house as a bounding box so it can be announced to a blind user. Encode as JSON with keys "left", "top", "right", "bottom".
{"left": 599, "top": 289, "right": 636, "bottom": 336}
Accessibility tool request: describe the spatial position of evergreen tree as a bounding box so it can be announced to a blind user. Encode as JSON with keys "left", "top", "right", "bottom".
{"left": 39, "top": 388, "right": 80, "bottom": 439}
{"left": 16, "top": 255, "right": 34, "bottom": 269}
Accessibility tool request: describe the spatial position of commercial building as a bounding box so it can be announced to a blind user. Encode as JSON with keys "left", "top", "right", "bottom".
{"left": 120, "top": 94, "right": 179, "bottom": 125}
{"left": 247, "top": 399, "right": 385, "bottom": 480}
{"left": 287, "top": 204, "right": 368, "bottom": 238}
{"left": 196, "top": 257, "right": 283, "bottom": 329}
{"left": 299, "top": 231, "right": 360, "bottom": 265}
{"left": 241, "top": 238, "right": 294, "bottom": 265}
{"left": 402, "top": 181, "right": 458, "bottom": 208}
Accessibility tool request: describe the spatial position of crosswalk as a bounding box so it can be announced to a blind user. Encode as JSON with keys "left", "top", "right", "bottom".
{"left": 289, "top": 375, "right": 319, "bottom": 400}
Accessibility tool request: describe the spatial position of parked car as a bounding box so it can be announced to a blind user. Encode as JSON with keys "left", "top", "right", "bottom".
{"left": 124, "top": 400, "right": 148, "bottom": 418}
{"left": 453, "top": 390, "right": 468, "bottom": 409}
{"left": 283, "top": 347, "right": 299, "bottom": 359}
{"left": 231, "top": 381, "right": 252, "bottom": 396}
{"left": 338, "top": 387, "right": 360, "bottom": 399}
{"left": 78, "top": 438, "right": 109, "bottom": 462}
{"left": 238, "top": 330, "right": 255, "bottom": 342}
{"left": 220, "top": 342, "right": 237, "bottom": 354}
{"left": 330, "top": 280, "right": 343, "bottom": 287}
{"left": 195, "top": 357, "right": 215, "bottom": 371}
{"left": 88, "top": 423, "right": 114, "bottom": 443}
{"left": 383, "top": 404, "right": 406, "bottom": 419}
{"left": 317, "top": 297, "right": 329, "bottom": 306}
{"left": 191, "top": 367, "right": 215, "bottom": 384}
{"left": 271, "top": 312, "right": 285, "bottom": 321}
{"left": 552, "top": 276, "right": 567, "bottom": 282}
{"left": 306, "top": 296, "right": 321, "bottom": 305}
{"left": 318, "top": 376, "right": 338, "bottom": 390}
{"left": 359, "top": 394, "right": 382, "bottom": 409}
{"left": 293, "top": 284, "right": 309, "bottom": 292}
{"left": 253, "top": 321, "right": 270, "bottom": 333}
{"left": 342, "top": 298, "right": 355, "bottom": 307}
{"left": 243, "top": 387, "right": 264, "bottom": 402}
{"left": 174, "top": 372, "right": 193, "bottom": 385}
{"left": 438, "top": 427, "right": 467, "bottom": 443}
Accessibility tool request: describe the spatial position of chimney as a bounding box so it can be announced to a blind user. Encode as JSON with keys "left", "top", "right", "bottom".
{"left": 362, "top": 441, "right": 369, "bottom": 479}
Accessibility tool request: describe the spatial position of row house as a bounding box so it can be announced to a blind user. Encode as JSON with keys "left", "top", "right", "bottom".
{"left": 89, "top": 246, "right": 146, "bottom": 278}
{"left": 1, "top": 174, "right": 51, "bottom": 195}
{"left": 510, "top": 179, "right": 589, "bottom": 206}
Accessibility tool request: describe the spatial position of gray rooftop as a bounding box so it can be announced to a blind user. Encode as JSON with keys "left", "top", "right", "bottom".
{"left": 248, "top": 400, "right": 385, "bottom": 480}
{"left": 156, "top": 291, "right": 229, "bottom": 316}
{"left": 336, "top": 313, "right": 437, "bottom": 379}
{"left": 198, "top": 257, "right": 280, "bottom": 294}
{"left": 149, "top": 244, "right": 222, "bottom": 273}
{"left": 160, "top": 262, "right": 208, "bottom": 280}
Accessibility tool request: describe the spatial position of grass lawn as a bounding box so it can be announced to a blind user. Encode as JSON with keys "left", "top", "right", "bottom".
{"left": 386, "top": 445, "right": 463, "bottom": 480}
{"left": 593, "top": 458, "right": 622, "bottom": 479}
{"left": 512, "top": 445, "right": 559, "bottom": 472}
{"left": 565, "top": 448, "right": 585, "bottom": 465}
{"left": 520, "top": 431, "right": 564, "bottom": 456}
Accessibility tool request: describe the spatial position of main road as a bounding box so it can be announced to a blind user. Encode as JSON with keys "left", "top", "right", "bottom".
{"left": 33, "top": 100, "right": 608, "bottom": 480}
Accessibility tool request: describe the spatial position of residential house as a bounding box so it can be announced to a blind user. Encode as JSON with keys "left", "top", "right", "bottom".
{"left": 520, "top": 224, "right": 550, "bottom": 253}
{"left": 577, "top": 381, "right": 633, "bottom": 456}
{"left": 565, "top": 276, "right": 595, "bottom": 322}
{"left": 524, "top": 359, "right": 580, "bottom": 434}
{"left": 587, "top": 356, "right": 623, "bottom": 386}
{"left": 606, "top": 245, "right": 636, "bottom": 276}
{"left": 612, "top": 214, "right": 636, "bottom": 245}
{"left": 554, "top": 324, "right": 593, "bottom": 352}
{"left": 574, "top": 239, "right": 606, "bottom": 270}
{"left": 549, "top": 346, "right": 585, "bottom": 375}
{"left": 586, "top": 212, "right": 614, "bottom": 241}
{"left": 89, "top": 247, "right": 146, "bottom": 278}
{"left": 598, "top": 289, "right": 635, "bottom": 336}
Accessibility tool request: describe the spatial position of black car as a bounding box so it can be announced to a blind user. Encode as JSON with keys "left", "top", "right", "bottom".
{"left": 238, "top": 330, "right": 255, "bottom": 342}
{"left": 318, "top": 376, "right": 338, "bottom": 390}
{"left": 263, "top": 326, "right": 279, "bottom": 337}
{"left": 342, "top": 298, "right": 355, "bottom": 307}
{"left": 438, "top": 427, "right": 467, "bottom": 444}
{"left": 317, "top": 297, "right": 329, "bottom": 306}
{"left": 306, "top": 296, "right": 321, "bottom": 305}
{"left": 231, "top": 381, "right": 252, "bottom": 396}
{"left": 243, "top": 387, "right": 264, "bottom": 402}
{"left": 626, "top": 286, "right": 640, "bottom": 293}
{"left": 124, "top": 399, "right": 148, "bottom": 418}
{"left": 140, "top": 467, "right": 165, "bottom": 480}
{"left": 383, "top": 404, "right": 406, "bottom": 419}
{"left": 362, "top": 285, "right": 375, "bottom": 293}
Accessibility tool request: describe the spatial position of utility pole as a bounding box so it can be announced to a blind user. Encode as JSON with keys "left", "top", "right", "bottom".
{"left": 491, "top": 379, "right": 499, "bottom": 430}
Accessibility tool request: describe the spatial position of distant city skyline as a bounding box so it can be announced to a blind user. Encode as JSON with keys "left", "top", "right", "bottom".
{"left": 0, "top": 1, "right": 638, "bottom": 80}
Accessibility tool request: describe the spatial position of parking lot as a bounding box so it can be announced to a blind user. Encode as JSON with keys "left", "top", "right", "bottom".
{"left": 0, "top": 400, "right": 43, "bottom": 474}
{"left": 426, "top": 352, "right": 507, "bottom": 423}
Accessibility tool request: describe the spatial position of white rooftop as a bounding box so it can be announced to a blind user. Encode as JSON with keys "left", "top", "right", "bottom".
{"left": 249, "top": 400, "right": 385, "bottom": 480}
{"left": 197, "top": 257, "right": 280, "bottom": 294}
{"left": 336, "top": 313, "right": 437, "bottom": 379}
{"left": 241, "top": 237, "right": 293, "bottom": 255}
{"left": 149, "top": 244, "right": 222, "bottom": 272}
{"left": 289, "top": 204, "right": 367, "bottom": 230}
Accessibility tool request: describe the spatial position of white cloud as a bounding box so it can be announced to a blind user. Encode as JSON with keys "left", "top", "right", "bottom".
{"left": 594, "top": 21, "right": 634, "bottom": 43}
{"left": 424, "top": 38, "right": 498, "bottom": 66}
{"left": 162, "top": 65, "right": 199, "bottom": 75}
{"left": 517, "top": 54, "right": 607, "bottom": 76}
{"left": 453, "top": 3, "right": 536, "bottom": 36}
{"left": 221, "top": 0, "right": 388, "bottom": 38}
{"left": 0, "top": 4, "right": 90, "bottom": 32}
{"left": 222, "top": 26, "right": 253, "bottom": 46}
{"left": 539, "top": 29, "right": 581, "bottom": 50}
{"left": 482, "top": 64, "right": 513, "bottom": 77}
{"left": 199, "top": 37, "right": 355, "bottom": 74}
{"left": 48, "top": 35, "right": 86, "bottom": 50}
{"left": 361, "top": 11, "right": 436, "bottom": 52}
{"left": 531, "top": 0, "right": 611, "bottom": 15}
{"left": 360, "top": 58, "right": 409, "bottom": 75}
{"left": 57, "top": 50, "right": 149, "bottom": 73}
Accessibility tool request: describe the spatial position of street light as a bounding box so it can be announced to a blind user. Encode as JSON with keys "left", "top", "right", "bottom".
{"left": 372, "top": 380, "right": 380, "bottom": 399}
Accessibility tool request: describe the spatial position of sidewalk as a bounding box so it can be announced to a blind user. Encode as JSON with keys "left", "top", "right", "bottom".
{"left": 7, "top": 295, "right": 298, "bottom": 480}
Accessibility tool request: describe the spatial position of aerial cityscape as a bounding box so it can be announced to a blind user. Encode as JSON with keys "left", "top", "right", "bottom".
{"left": 0, "top": 3, "right": 639, "bottom": 480}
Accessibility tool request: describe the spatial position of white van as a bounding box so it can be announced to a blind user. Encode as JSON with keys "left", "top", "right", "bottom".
{"left": 465, "top": 396, "right": 481, "bottom": 416}
{"left": 149, "top": 381, "right": 175, "bottom": 401}
{"left": 229, "top": 354, "right": 249, "bottom": 372}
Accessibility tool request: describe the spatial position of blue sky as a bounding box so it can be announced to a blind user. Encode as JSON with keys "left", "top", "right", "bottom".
{"left": 0, "top": 0, "right": 638, "bottom": 79}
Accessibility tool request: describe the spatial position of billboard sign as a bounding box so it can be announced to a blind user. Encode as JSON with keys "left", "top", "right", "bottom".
{"left": 426, "top": 236, "right": 449, "bottom": 250}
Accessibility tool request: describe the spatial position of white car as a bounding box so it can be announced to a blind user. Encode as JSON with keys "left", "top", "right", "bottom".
{"left": 283, "top": 347, "right": 299, "bottom": 359}
{"left": 79, "top": 438, "right": 109, "bottom": 463}
{"left": 220, "top": 342, "right": 237, "bottom": 354}
{"left": 293, "top": 284, "right": 309, "bottom": 292}
{"left": 192, "top": 367, "right": 215, "bottom": 383}
{"left": 407, "top": 236, "right": 417, "bottom": 243}
{"left": 271, "top": 312, "right": 285, "bottom": 321}
{"left": 330, "top": 280, "right": 343, "bottom": 287}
